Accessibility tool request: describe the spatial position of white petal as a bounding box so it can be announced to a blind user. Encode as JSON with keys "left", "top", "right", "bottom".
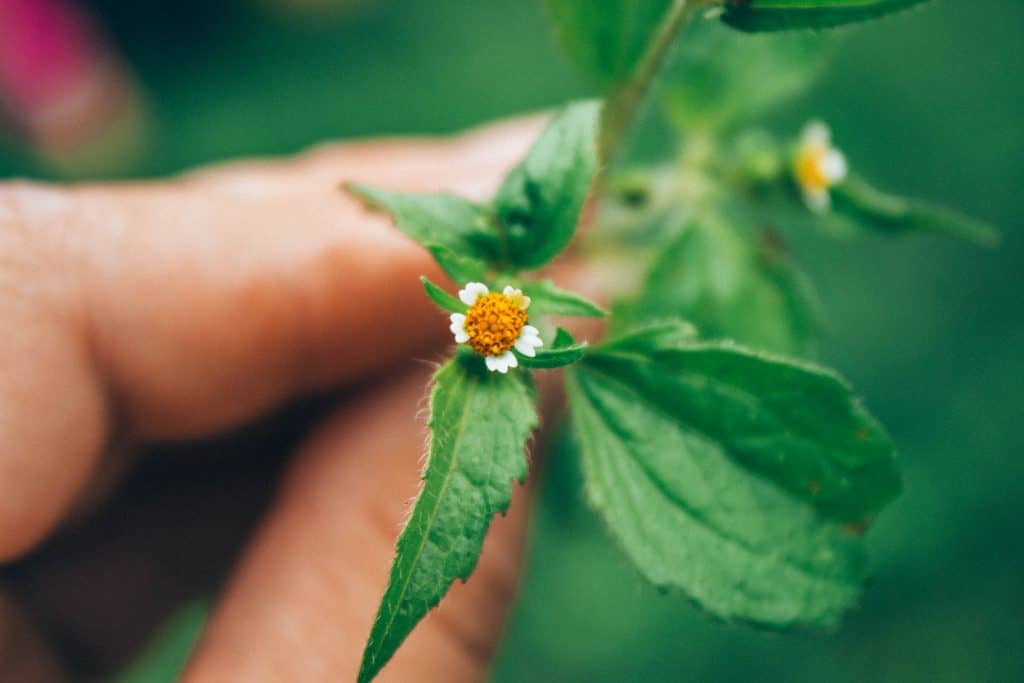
{"left": 821, "top": 149, "right": 848, "bottom": 183}
{"left": 804, "top": 188, "right": 831, "bottom": 214}
{"left": 802, "top": 120, "right": 830, "bottom": 147}
{"left": 515, "top": 337, "right": 538, "bottom": 357}
{"left": 459, "top": 282, "right": 489, "bottom": 306}
{"left": 521, "top": 334, "right": 543, "bottom": 349}
{"left": 485, "top": 351, "right": 517, "bottom": 373}
{"left": 449, "top": 314, "right": 469, "bottom": 343}
{"left": 502, "top": 285, "right": 531, "bottom": 310}
{"left": 520, "top": 325, "right": 543, "bottom": 345}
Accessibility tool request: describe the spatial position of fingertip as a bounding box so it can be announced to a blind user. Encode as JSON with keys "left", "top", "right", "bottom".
{"left": 0, "top": 326, "right": 109, "bottom": 562}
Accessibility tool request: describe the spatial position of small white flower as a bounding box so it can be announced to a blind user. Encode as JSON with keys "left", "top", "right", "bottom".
{"left": 794, "top": 120, "right": 848, "bottom": 213}
{"left": 448, "top": 282, "right": 544, "bottom": 372}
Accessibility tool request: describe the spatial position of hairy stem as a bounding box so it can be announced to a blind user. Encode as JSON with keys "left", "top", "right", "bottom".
{"left": 598, "top": 0, "right": 694, "bottom": 165}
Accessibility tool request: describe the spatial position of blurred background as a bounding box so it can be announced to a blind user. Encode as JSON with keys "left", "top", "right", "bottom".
{"left": 1, "top": 0, "right": 1022, "bottom": 681}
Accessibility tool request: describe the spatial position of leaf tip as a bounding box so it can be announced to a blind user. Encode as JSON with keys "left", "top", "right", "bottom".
{"left": 341, "top": 180, "right": 368, "bottom": 198}
{"left": 343, "top": 182, "right": 385, "bottom": 212}
{"left": 421, "top": 276, "right": 465, "bottom": 314}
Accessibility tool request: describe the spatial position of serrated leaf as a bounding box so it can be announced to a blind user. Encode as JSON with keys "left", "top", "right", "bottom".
{"left": 831, "top": 175, "right": 999, "bottom": 246}
{"left": 567, "top": 362, "right": 868, "bottom": 626}
{"left": 495, "top": 101, "right": 600, "bottom": 269}
{"left": 543, "top": 0, "right": 674, "bottom": 88}
{"left": 421, "top": 276, "right": 464, "bottom": 314}
{"left": 358, "top": 356, "right": 537, "bottom": 683}
{"left": 721, "top": 0, "right": 932, "bottom": 33}
{"left": 623, "top": 209, "right": 822, "bottom": 356}
{"left": 580, "top": 340, "right": 901, "bottom": 523}
{"left": 661, "top": 17, "right": 827, "bottom": 131}
{"left": 347, "top": 183, "right": 500, "bottom": 260}
{"left": 427, "top": 244, "right": 489, "bottom": 284}
{"left": 528, "top": 279, "right": 608, "bottom": 318}
{"left": 518, "top": 328, "right": 587, "bottom": 369}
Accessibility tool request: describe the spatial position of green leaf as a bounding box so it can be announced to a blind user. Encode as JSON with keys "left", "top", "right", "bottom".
{"left": 420, "top": 276, "right": 464, "bottom": 314}
{"left": 427, "top": 244, "right": 489, "bottom": 284}
{"left": 601, "top": 320, "right": 699, "bottom": 354}
{"left": 721, "top": 0, "right": 932, "bottom": 33}
{"left": 552, "top": 326, "right": 577, "bottom": 348}
{"left": 347, "top": 183, "right": 500, "bottom": 260}
{"left": 567, "top": 361, "right": 868, "bottom": 626}
{"left": 495, "top": 101, "right": 600, "bottom": 269}
{"left": 519, "top": 327, "right": 588, "bottom": 369}
{"left": 115, "top": 602, "right": 208, "bottom": 683}
{"left": 542, "top": 0, "right": 674, "bottom": 88}
{"left": 358, "top": 355, "right": 537, "bottom": 683}
{"left": 577, "top": 341, "right": 901, "bottom": 523}
{"left": 661, "top": 17, "right": 827, "bottom": 131}
{"left": 831, "top": 175, "right": 999, "bottom": 246}
{"left": 528, "top": 279, "right": 608, "bottom": 318}
{"left": 623, "top": 209, "right": 822, "bottom": 356}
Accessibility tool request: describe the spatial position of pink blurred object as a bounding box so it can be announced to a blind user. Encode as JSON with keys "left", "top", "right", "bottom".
{"left": 0, "top": 0, "right": 145, "bottom": 172}
{"left": 0, "top": 0, "right": 102, "bottom": 114}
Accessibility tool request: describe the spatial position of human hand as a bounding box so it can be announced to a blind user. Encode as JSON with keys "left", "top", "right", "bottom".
{"left": 0, "top": 115, "right": 569, "bottom": 682}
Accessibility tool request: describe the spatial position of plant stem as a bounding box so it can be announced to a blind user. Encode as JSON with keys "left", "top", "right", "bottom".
{"left": 598, "top": 0, "right": 694, "bottom": 165}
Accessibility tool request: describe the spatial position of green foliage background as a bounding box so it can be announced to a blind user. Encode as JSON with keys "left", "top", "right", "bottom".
{"left": 3, "top": 0, "right": 1021, "bottom": 680}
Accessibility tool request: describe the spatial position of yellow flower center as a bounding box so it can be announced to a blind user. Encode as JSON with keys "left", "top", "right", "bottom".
{"left": 464, "top": 293, "right": 528, "bottom": 356}
{"left": 795, "top": 144, "right": 831, "bottom": 191}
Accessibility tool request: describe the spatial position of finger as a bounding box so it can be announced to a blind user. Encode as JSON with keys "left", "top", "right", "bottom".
{"left": 21, "top": 114, "right": 546, "bottom": 438}
{"left": 0, "top": 586, "right": 66, "bottom": 683}
{"left": 0, "top": 217, "right": 110, "bottom": 562}
{"left": 0, "top": 115, "right": 545, "bottom": 561}
{"left": 182, "top": 363, "right": 553, "bottom": 682}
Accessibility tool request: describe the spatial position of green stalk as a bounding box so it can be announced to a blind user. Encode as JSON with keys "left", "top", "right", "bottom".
{"left": 597, "top": 0, "right": 695, "bottom": 165}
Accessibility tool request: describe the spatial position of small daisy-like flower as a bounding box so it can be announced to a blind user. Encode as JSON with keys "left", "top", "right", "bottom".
{"left": 794, "top": 121, "right": 848, "bottom": 213}
{"left": 449, "top": 282, "right": 543, "bottom": 373}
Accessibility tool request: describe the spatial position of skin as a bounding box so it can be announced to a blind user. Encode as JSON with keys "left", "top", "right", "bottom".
{"left": 0, "top": 115, "right": 585, "bottom": 681}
